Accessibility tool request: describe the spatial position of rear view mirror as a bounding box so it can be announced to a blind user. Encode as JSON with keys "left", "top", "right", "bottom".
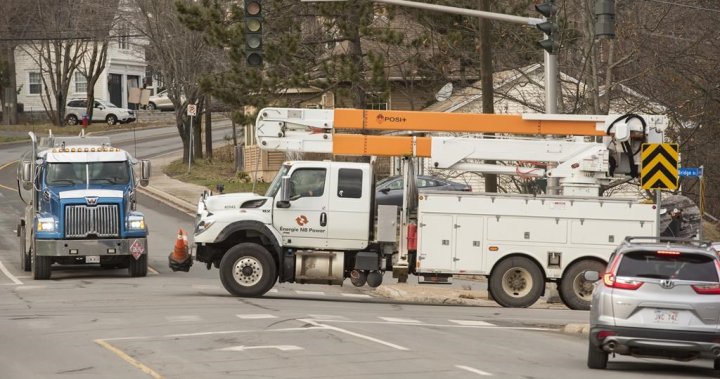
{"left": 20, "top": 160, "right": 32, "bottom": 190}
{"left": 139, "top": 160, "right": 151, "bottom": 187}
{"left": 584, "top": 271, "right": 600, "bottom": 282}
{"left": 277, "top": 176, "right": 291, "bottom": 208}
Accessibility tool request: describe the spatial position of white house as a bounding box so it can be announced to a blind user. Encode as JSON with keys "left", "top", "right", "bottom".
{"left": 14, "top": 14, "right": 147, "bottom": 116}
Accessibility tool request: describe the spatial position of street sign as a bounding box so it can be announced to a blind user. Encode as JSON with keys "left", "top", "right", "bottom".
{"left": 679, "top": 167, "right": 703, "bottom": 178}
{"left": 641, "top": 143, "right": 678, "bottom": 190}
{"left": 187, "top": 104, "right": 197, "bottom": 116}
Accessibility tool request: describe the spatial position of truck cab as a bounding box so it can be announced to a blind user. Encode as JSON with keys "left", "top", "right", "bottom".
{"left": 17, "top": 133, "right": 151, "bottom": 279}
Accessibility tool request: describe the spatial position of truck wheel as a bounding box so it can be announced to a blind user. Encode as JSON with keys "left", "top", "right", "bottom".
{"left": 489, "top": 257, "right": 543, "bottom": 308}
{"left": 219, "top": 243, "right": 277, "bottom": 297}
{"left": 587, "top": 340, "right": 608, "bottom": 369}
{"left": 19, "top": 225, "right": 31, "bottom": 272}
{"left": 559, "top": 260, "right": 605, "bottom": 310}
{"left": 32, "top": 249, "right": 52, "bottom": 280}
{"left": 128, "top": 255, "right": 148, "bottom": 277}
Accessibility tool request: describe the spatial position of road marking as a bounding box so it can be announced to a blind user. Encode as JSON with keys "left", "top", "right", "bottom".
{"left": 148, "top": 266, "right": 159, "bottom": 275}
{"left": 456, "top": 365, "right": 492, "bottom": 376}
{"left": 307, "top": 314, "right": 348, "bottom": 321}
{"left": 268, "top": 288, "right": 278, "bottom": 293}
{"left": 0, "top": 160, "right": 17, "bottom": 191}
{"left": 295, "top": 290, "right": 325, "bottom": 296}
{"left": 449, "top": 320, "right": 495, "bottom": 327}
{"left": 300, "top": 318, "right": 409, "bottom": 351}
{"left": 218, "top": 345, "right": 303, "bottom": 352}
{"left": 341, "top": 293, "right": 372, "bottom": 298}
{"left": 95, "top": 339, "right": 164, "bottom": 379}
{"left": 236, "top": 314, "right": 277, "bottom": 320}
{"left": 379, "top": 317, "right": 421, "bottom": 323}
{"left": 0, "top": 261, "right": 23, "bottom": 285}
{"left": 165, "top": 315, "right": 201, "bottom": 323}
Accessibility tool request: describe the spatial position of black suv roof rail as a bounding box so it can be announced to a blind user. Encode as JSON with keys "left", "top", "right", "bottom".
{"left": 623, "top": 236, "right": 713, "bottom": 248}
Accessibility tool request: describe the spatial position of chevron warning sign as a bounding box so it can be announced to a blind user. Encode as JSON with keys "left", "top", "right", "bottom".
{"left": 641, "top": 143, "right": 679, "bottom": 190}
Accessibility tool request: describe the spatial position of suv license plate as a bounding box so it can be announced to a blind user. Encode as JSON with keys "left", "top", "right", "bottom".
{"left": 85, "top": 256, "right": 100, "bottom": 264}
{"left": 653, "top": 310, "right": 679, "bottom": 324}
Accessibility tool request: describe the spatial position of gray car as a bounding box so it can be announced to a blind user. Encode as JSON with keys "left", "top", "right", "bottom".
{"left": 586, "top": 236, "right": 720, "bottom": 370}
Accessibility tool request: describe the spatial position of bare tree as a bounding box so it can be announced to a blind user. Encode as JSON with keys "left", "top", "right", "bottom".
{"left": 128, "top": 0, "right": 218, "bottom": 162}
{"left": 0, "top": 0, "right": 30, "bottom": 125}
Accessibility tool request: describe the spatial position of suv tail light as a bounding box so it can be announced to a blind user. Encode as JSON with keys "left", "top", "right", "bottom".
{"left": 603, "top": 273, "right": 644, "bottom": 290}
{"left": 691, "top": 283, "right": 720, "bottom": 295}
{"left": 597, "top": 330, "right": 617, "bottom": 341}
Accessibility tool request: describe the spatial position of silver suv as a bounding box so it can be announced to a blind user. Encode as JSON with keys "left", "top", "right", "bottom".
{"left": 587, "top": 236, "right": 720, "bottom": 370}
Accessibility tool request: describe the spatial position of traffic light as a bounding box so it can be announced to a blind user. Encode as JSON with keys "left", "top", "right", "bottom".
{"left": 594, "top": 0, "right": 615, "bottom": 38}
{"left": 535, "top": 1, "right": 560, "bottom": 54}
{"left": 244, "top": 0, "right": 263, "bottom": 67}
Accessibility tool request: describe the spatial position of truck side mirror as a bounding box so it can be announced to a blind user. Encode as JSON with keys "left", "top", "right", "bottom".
{"left": 139, "top": 160, "right": 151, "bottom": 187}
{"left": 277, "top": 175, "right": 291, "bottom": 208}
{"left": 20, "top": 161, "right": 33, "bottom": 190}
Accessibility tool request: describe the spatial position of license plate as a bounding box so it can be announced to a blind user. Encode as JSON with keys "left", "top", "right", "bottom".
{"left": 85, "top": 256, "right": 100, "bottom": 264}
{"left": 653, "top": 310, "right": 679, "bottom": 324}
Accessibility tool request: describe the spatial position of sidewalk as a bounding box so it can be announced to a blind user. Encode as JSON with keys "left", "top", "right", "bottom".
{"left": 139, "top": 153, "right": 589, "bottom": 336}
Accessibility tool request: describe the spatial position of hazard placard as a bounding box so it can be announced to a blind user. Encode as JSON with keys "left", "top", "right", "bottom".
{"left": 641, "top": 143, "right": 679, "bottom": 190}
{"left": 130, "top": 239, "right": 145, "bottom": 260}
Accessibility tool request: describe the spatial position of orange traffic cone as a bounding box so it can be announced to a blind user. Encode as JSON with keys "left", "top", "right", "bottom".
{"left": 168, "top": 228, "right": 192, "bottom": 272}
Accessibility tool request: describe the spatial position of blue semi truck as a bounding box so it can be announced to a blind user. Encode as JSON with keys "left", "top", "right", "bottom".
{"left": 16, "top": 131, "right": 151, "bottom": 279}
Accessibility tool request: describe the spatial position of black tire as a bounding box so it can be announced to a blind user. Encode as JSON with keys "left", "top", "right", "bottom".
{"left": 714, "top": 358, "right": 720, "bottom": 370}
{"left": 128, "top": 255, "right": 148, "bottom": 277}
{"left": 19, "top": 225, "right": 31, "bottom": 272}
{"left": 219, "top": 243, "right": 277, "bottom": 297}
{"left": 350, "top": 271, "right": 367, "bottom": 287}
{"left": 559, "top": 260, "right": 606, "bottom": 310}
{"left": 489, "top": 256, "right": 543, "bottom": 308}
{"left": 32, "top": 244, "right": 52, "bottom": 280}
{"left": 147, "top": 102, "right": 156, "bottom": 111}
{"left": 587, "top": 340, "right": 608, "bottom": 369}
{"left": 66, "top": 114, "right": 79, "bottom": 125}
{"left": 106, "top": 115, "right": 117, "bottom": 125}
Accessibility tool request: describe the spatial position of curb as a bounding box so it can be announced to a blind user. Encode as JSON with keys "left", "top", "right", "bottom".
{"left": 563, "top": 323, "right": 590, "bottom": 336}
{"left": 138, "top": 184, "right": 196, "bottom": 216}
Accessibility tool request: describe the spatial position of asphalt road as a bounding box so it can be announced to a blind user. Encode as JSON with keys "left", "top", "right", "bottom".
{"left": 0, "top": 125, "right": 716, "bottom": 378}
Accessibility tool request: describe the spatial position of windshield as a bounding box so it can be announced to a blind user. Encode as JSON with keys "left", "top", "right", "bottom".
{"left": 96, "top": 100, "right": 118, "bottom": 108}
{"left": 46, "top": 162, "right": 130, "bottom": 186}
{"left": 264, "top": 164, "right": 291, "bottom": 197}
{"left": 617, "top": 250, "right": 719, "bottom": 281}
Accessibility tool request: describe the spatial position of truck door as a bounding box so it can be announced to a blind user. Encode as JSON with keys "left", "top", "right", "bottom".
{"left": 453, "top": 215, "right": 484, "bottom": 272}
{"left": 273, "top": 167, "right": 329, "bottom": 248}
{"left": 326, "top": 164, "right": 370, "bottom": 250}
{"left": 417, "top": 213, "right": 454, "bottom": 272}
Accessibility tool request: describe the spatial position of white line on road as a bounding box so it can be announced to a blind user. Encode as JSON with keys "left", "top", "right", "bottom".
{"left": 0, "top": 261, "right": 23, "bottom": 285}
{"left": 165, "top": 315, "right": 202, "bottom": 323}
{"left": 300, "top": 318, "right": 409, "bottom": 351}
{"left": 449, "top": 320, "right": 495, "bottom": 327}
{"left": 148, "top": 266, "right": 159, "bottom": 275}
{"left": 340, "top": 293, "right": 372, "bottom": 298}
{"left": 456, "top": 365, "right": 493, "bottom": 376}
{"left": 379, "top": 317, "right": 421, "bottom": 323}
{"left": 218, "top": 345, "right": 303, "bottom": 352}
{"left": 307, "top": 314, "right": 348, "bottom": 321}
{"left": 236, "top": 314, "right": 277, "bottom": 320}
{"left": 295, "top": 290, "right": 325, "bottom": 296}
{"left": 268, "top": 288, "right": 278, "bottom": 293}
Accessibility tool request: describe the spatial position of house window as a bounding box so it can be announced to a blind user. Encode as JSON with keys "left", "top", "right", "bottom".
{"left": 117, "top": 23, "right": 129, "bottom": 49}
{"left": 29, "top": 72, "right": 41, "bottom": 94}
{"left": 75, "top": 72, "right": 87, "bottom": 93}
{"left": 367, "top": 92, "right": 388, "bottom": 110}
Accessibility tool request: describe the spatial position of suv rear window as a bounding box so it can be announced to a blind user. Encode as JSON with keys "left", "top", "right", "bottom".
{"left": 617, "top": 250, "right": 718, "bottom": 282}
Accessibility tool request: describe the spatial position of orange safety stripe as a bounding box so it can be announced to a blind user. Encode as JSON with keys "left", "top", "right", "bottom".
{"left": 334, "top": 109, "right": 605, "bottom": 136}
{"left": 333, "top": 135, "right": 432, "bottom": 157}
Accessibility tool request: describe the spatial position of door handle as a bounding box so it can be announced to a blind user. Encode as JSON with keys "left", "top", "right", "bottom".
{"left": 320, "top": 212, "right": 327, "bottom": 226}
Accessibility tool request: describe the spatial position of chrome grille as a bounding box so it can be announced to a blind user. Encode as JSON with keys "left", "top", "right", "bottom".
{"left": 65, "top": 204, "right": 119, "bottom": 238}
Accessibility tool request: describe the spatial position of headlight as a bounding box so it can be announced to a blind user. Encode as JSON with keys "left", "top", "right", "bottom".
{"left": 127, "top": 215, "right": 146, "bottom": 230}
{"left": 195, "top": 220, "right": 215, "bottom": 235}
{"left": 37, "top": 217, "right": 57, "bottom": 232}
